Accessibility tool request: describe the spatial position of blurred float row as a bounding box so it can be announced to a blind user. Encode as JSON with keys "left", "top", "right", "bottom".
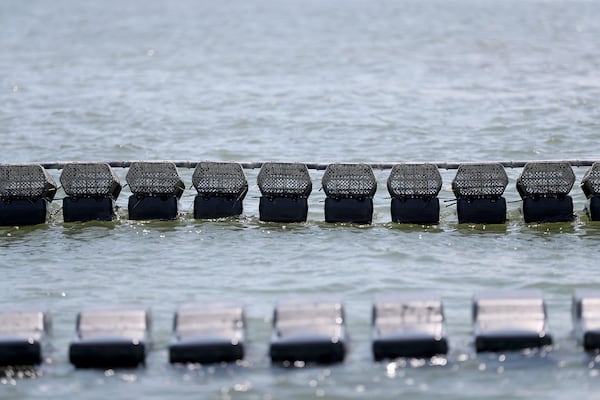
{"left": 2, "top": 161, "right": 600, "bottom": 226}
{"left": 1, "top": 290, "right": 600, "bottom": 368}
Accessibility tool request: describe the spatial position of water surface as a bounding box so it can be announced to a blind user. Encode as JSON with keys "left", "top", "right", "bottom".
{"left": 2, "top": 0, "right": 600, "bottom": 398}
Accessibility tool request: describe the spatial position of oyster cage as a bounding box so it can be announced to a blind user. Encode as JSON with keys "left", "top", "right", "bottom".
{"left": 322, "top": 163, "right": 377, "bottom": 199}
{"left": 0, "top": 163, "right": 57, "bottom": 201}
{"left": 387, "top": 163, "right": 442, "bottom": 200}
{"left": 60, "top": 162, "right": 121, "bottom": 199}
{"left": 580, "top": 162, "right": 600, "bottom": 198}
{"left": 126, "top": 161, "right": 185, "bottom": 198}
{"left": 257, "top": 162, "right": 312, "bottom": 198}
{"left": 452, "top": 163, "right": 508, "bottom": 199}
{"left": 517, "top": 162, "right": 575, "bottom": 198}
{"left": 192, "top": 161, "right": 248, "bottom": 199}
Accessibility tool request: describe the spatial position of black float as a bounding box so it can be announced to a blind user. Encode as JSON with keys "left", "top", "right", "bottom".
{"left": 192, "top": 162, "right": 248, "bottom": 219}
{"left": 0, "top": 164, "right": 57, "bottom": 226}
{"left": 169, "top": 304, "right": 245, "bottom": 364}
{"left": 581, "top": 162, "right": 600, "bottom": 221}
{"left": 572, "top": 289, "right": 600, "bottom": 351}
{"left": 387, "top": 163, "right": 442, "bottom": 224}
{"left": 517, "top": 161, "right": 575, "bottom": 223}
{"left": 472, "top": 290, "right": 552, "bottom": 352}
{"left": 60, "top": 162, "right": 121, "bottom": 222}
{"left": 69, "top": 307, "right": 151, "bottom": 368}
{"left": 257, "top": 162, "right": 312, "bottom": 223}
{"left": 372, "top": 292, "right": 448, "bottom": 360}
{"left": 270, "top": 299, "right": 347, "bottom": 364}
{"left": 0, "top": 310, "right": 51, "bottom": 366}
{"left": 322, "top": 163, "right": 377, "bottom": 224}
{"left": 452, "top": 163, "right": 508, "bottom": 224}
{"left": 126, "top": 161, "right": 184, "bottom": 220}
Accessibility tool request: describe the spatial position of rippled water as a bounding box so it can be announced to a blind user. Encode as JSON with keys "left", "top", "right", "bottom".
{"left": 2, "top": 0, "right": 600, "bottom": 398}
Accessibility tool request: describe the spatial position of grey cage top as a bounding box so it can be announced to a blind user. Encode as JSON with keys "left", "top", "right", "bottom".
{"left": 387, "top": 163, "right": 442, "bottom": 199}
{"left": 372, "top": 292, "right": 445, "bottom": 337}
{"left": 322, "top": 163, "right": 377, "bottom": 199}
{"left": 517, "top": 162, "right": 575, "bottom": 198}
{"left": 0, "top": 310, "right": 51, "bottom": 341}
{"left": 0, "top": 164, "right": 57, "bottom": 201}
{"left": 257, "top": 162, "right": 312, "bottom": 198}
{"left": 273, "top": 299, "right": 345, "bottom": 338}
{"left": 192, "top": 162, "right": 248, "bottom": 199}
{"left": 452, "top": 163, "right": 508, "bottom": 199}
{"left": 173, "top": 304, "right": 245, "bottom": 341}
{"left": 76, "top": 307, "right": 151, "bottom": 341}
{"left": 126, "top": 161, "right": 185, "bottom": 198}
{"left": 60, "top": 162, "right": 121, "bottom": 199}
{"left": 581, "top": 162, "right": 600, "bottom": 198}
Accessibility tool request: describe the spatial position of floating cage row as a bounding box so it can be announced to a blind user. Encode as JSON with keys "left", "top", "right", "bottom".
{"left": 1, "top": 161, "right": 600, "bottom": 226}
{"left": 2, "top": 290, "right": 600, "bottom": 368}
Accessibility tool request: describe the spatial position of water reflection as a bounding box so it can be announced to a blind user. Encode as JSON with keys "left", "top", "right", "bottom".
{"left": 454, "top": 223, "right": 508, "bottom": 235}
{"left": 0, "top": 367, "right": 42, "bottom": 382}
{"left": 60, "top": 220, "right": 117, "bottom": 241}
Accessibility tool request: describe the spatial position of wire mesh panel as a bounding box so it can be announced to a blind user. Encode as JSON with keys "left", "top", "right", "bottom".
{"left": 322, "top": 163, "right": 377, "bottom": 199}
{"left": 126, "top": 161, "right": 184, "bottom": 198}
{"left": 372, "top": 292, "right": 448, "bottom": 359}
{"left": 169, "top": 304, "right": 246, "bottom": 364}
{"left": 270, "top": 298, "right": 347, "bottom": 363}
{"left": 387, "top": 163, "right": 442, "bottom": 199}
{"left": 70, "top": 307, "right": 151, "bottom": 368}
{"left": 473, "top": 290, "right": 552, "bottom": 352}
{"left": 257, "top": 162, "right": 312, "bottom": 198}
{"left": 192, "top": 162, "right": 248, "bottom": 199}
{"left": 76, "top": 307, "right": 150, "bottom": 341}
{"left": 452, "top": 163, "right": 508, "bottom": 199}
{"left": 572, "top": 290, "right": 600, "bottom": 350}
{"left": 517, "top": 162, "right": 575, "bottom": 198}
{"left": 0, "top": 164, "right": 57, "bottom": 201}
{"left": 60, "top": 163, "right": 121, "bottom": 198}
{"left": 581, "top": 162, "right": 600, "bottom": 198}
{"left": 174, "top": 304, "right": 245, "bottom": 341}
{"left": 0, "top": 310, "right": 51, "bottom": 366}
{"left": 0, "top": 310, "right": 50, "bottom": 341}
{"left": 274, "top": 300, "right": 345, "bottom": 327}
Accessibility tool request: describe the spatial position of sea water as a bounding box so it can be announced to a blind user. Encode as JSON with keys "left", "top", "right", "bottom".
{"left": 2, "top": 0, "right": 600, "bottom": 398}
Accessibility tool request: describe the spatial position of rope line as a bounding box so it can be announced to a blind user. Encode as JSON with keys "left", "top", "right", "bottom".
{"left": 36, "top": 159, "right": 598, "bottom": 170}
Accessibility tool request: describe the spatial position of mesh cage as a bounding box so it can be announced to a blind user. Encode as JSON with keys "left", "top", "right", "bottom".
{"left": 77, "top": 307, "right": 150, "bottom": 340}
{"left": 257, "top": 162, "right": 312, "bottom": 198}
{"left": 452, "top": 163, "right": 508, "bottom": 199}
{"left": 0, "top": 164, "right": 57, "bottom": 201}
{"left": 274, "top": 300, "right": 344, "bottom": 326}
{"left": 387, "top": 163, "right": 442, "bottom": 199}
{"left": 126, "top": 161, "right": 185, "bottom": 198}
{"left": 192, "top": 162, "right": 248, "bottom": 199}
{"left": 322, "top": 164, "right": 377, "bottom": 199}
{"left": 60, "top": 162, "right": 121, "bottom": 198}
{"left": 322, "top": 163, "right": 377, "bottom": 199}
{"left": 581, "top": 162, "right": 600, "bottom": 198}
{"left": 516, "top": 162, "right": 575, "bottom": 198}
